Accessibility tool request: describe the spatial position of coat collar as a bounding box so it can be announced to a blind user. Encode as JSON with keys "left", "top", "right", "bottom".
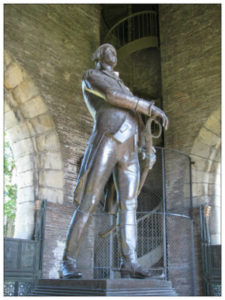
{"left": 101, "top": 69, "right": 121, "bottom": 81}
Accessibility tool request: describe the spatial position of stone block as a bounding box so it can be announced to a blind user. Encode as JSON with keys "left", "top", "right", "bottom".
{"left": 4, "top": 101, "right": 11, "bottom": 113}
{"left": 183, "top": 183, "right": 191, "bottom": 197}
{"left": 4, "top": 50, "right": 12, "bottom": 68}
{"left": 39, "top": 170, "right": 64, "bottom": 189}
{"left": 16, "top": 155, "right": 34, "bottom": 173}
{"left": 36, "top": 132, "right": 60, "bottom": 152}
{"left": 29, "top": 114, "right": 55, "bottom": 134}
{"left": 208, "top": 172, "right": 218, "bottom": 184}
{"left": 25, "top": 120, "right": 37, "bottom": 136}
{"left": 190, "top": 156, "right": 207, "bottom": 172}
{"left": 4, "top": 62, "right": 24, "bottom": 89}
{"left": 12, "top": 138, "right": 34, "bottom": 158}
{"left": 6, "top": 122, "right": 31, "bottom": 143}
{"left": 205, "top": 118, "right": 221, "bottom": 137}
{"left": 17, "top": 170, "right": 34, "bottom": 188}
{"left": 21, "top": 96, "right": 48, "bottom": 118}
{"left": 192, "top": 169, "right": 207, "bottom": 183}
{"left": 4, "top": 110, "right": 19, "bottom": 130}
{"left": 38, "top": 187, "right": 64, "bottom": 204}
{"left": 17, "top": 186, "right": 35, "bottom": 203}
{"left": 191, "top": 141, "right": 211, "bottom": 160}
{"left": 192, "top": 182, "right": 207, "bottom": 197}
{"left": 209, "top": 160, "right": 220, "bottom": 173}
{"left": 14, "top": 201, "right": 35, "bottom": 239}
{"left": 208, "top": 182, "right": 217, "bottom": 196}
{"left": 39, "top": 152, "right": 63, "bottom": 170}
{"left": 12, "top": 79, "right": 39, "bottom": 104}
{"left": 192, "top": 195, "right": 208, "bottom": 208}
{"left": 5, "top": 90, "right": 18, "bottom": 108}
{"left": 198, "top": 127, "right": 220, "bottom": 147}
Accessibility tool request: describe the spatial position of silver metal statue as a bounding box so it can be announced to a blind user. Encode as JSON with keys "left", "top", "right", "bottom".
{"left": 60, "top": 43, "right": 168, "bottom": 279}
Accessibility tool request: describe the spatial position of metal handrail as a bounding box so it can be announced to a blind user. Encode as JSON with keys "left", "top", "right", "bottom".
{"left": 137, "top": 201, "right": 162, "bottom": 222}
{"left": 104, "top": 10, "right": 158, "bottom": 49}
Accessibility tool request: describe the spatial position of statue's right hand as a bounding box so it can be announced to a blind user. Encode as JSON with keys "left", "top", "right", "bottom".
{"left": 151, "top": 105, "right": 169, "bottom": 130}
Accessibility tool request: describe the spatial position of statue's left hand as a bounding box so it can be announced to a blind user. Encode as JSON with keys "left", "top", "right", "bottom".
{"left": 151, "top": 105, "right": 169, "bottom": 130}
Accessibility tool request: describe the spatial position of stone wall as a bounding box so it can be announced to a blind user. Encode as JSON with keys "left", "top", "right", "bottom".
{"left": 159, "top": 4, "right": 221, "bottom": 295}
{"left": 4, "top": 51, "right": 64, "bottom": 240}
{"left": 159, "top": 4, "right": 221, "bottom": 154}
{"left": 4, "top": 4, "right": 101, "bottom": 278}
{"left": 159, "top": 4, "right": 221, "bottom": 208}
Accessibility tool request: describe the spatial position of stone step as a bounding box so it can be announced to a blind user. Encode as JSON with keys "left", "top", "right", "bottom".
{"left": 30, "top": 279, "right": 178, "bottom": 296}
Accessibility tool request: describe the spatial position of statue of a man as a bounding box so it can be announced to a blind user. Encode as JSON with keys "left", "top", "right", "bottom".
{"left": 60, "top": 44, "right": 168, "bottom": 279}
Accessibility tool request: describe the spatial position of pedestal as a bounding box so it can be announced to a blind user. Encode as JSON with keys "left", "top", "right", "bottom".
{"left": 30, "top": 279, "right": 177, "bottom": 296}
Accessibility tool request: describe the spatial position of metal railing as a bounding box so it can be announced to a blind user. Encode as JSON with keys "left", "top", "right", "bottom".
{"left": 104, "top": 10, "right": 158, "bottom": 50}
{"left": 200, "top": 205, "right": 221, "bottom": 296}
{"left": 4, "top": 200, "right": 47, "bottom": 296}
{"left": 93, "top": 209, "right": 164, "bottom": 279}
{"left": 88, "top": 147, "right": 197, "bottom": 296}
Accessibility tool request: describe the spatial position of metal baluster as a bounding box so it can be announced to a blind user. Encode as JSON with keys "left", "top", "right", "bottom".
{"left": 138, "top": 14, "right": 140, "bottom": 39}
{"left": 151, "top": 13, "right": 153, "bottom": 36}
{"left": 122, "top": 21, "right": 125, "bottom": 46}
{"left": 162, "top": 149, "right": 168, "bottom": 279}
{"left": 143, "top": 13, "right": 145, "bottom": 37}
{"left": 147, "top": 214, "right": 149, "bottom": 253}
{"left": 125, "top": 20, "right": 130, "bottom": 43}
{"left": 117, "top": 27, "right": 120, "bottom": 48}
{"left": 151, "top": 212, "right": 154, "bottom": 253}
{"left": 155, "top": 13, "right": 158, "bottom": 36}
{"left": 131, "top": 17, "right": 134, "bottom": 41}
{"left": 141, "top": 218, "right": 143, "bottom": 257}
{"left": 109, "top": 215, "right": 114, "bottom": 279}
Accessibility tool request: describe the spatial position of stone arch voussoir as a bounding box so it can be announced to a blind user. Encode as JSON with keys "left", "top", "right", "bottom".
{"left": 190, "top": 108, "right": 221, "bottom": 244}
{"left": 4, "top": 50, "right": 64, "bottom": 239}
{"left": 190, "top": 108, "right": 221, "bottom": 205}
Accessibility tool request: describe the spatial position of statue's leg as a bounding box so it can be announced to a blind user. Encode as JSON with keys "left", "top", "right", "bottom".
{"left": 61, "top": 137, "right": 118, "bottom": 278}
{"left": 115, "top": 147, "right": 153, "bottom": 278}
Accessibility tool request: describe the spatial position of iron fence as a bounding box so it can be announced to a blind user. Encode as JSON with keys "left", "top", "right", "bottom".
{"left": 75, "top": 148, "right": 197, "bottom": 296}
{"left": 4, "top": 200, "right": 46, "bottom": 296}
{"left": 93, "top": 210, "right": 164, "bottom": 279}
{"left": 200, "top": 205, "right": 221, "bottom": 296}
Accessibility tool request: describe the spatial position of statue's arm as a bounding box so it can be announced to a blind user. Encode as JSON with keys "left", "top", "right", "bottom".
{"left": 84, "top": 70, "right": 169, "bottom": 129}
{"left": 84, "top": 70, "right": 154, "bottom": 117}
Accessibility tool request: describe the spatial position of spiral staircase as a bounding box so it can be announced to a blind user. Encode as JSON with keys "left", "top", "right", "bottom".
{"left": 102, "top": 5, "right": 159, "bottom": 59}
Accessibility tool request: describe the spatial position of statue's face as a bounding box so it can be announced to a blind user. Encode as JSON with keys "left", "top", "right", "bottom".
{"left": 102, "top": 47, "right": 117, "bottom": 67}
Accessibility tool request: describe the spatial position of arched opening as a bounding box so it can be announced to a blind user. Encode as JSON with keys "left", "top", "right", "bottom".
{"left": 4, "top": 50, "right": 64, "bottom": 239}
{"left": 190, "top": 107, "right": 221, "bottom": 244}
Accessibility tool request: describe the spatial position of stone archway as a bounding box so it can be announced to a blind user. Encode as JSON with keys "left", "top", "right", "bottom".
{"left": 190, "top": 107, "right": 221, "bottom": 244}
{"left": 4, "top": 50, "right": 64, "bottom": 239}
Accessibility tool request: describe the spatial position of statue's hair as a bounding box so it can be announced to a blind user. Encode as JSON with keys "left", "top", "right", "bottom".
{"left": 92, "top": 43, "right": 117, "bottom": 62}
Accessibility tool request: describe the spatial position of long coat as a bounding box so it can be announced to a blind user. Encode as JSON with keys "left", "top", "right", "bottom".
{"left": 73, "top": 68, "right": 151, "bottom": 213}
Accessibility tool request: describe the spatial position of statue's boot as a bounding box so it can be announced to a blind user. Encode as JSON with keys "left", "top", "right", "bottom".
{"left": 119, "top": 210, "right": 153, "bottom": 279}
{"left": 60, "top": 256, "right": 82, "bottom": 279}
{"left": 60, "top": 209, "right": 90, "bottom": 279}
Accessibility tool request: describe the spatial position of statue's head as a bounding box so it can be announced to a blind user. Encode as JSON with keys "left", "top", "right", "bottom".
{"left": 92, "top": 44, "right": 117, "bottom": 68}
